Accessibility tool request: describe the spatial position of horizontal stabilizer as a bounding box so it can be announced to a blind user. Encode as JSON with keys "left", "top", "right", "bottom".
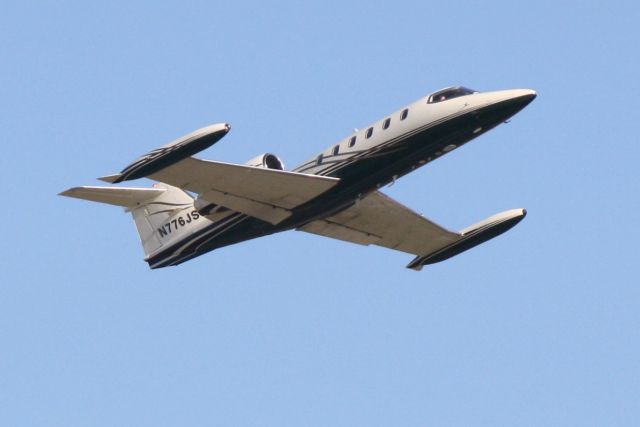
{"left": 406, "top": 208, "right": 526, "bottom": 270}
{"left": 59, "top": 186, "right": 165, "bottom": 208}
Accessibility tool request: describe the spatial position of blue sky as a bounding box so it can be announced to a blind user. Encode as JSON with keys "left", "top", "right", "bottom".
{"left": 2, "top": 1, "right": 639, "bottom": 425}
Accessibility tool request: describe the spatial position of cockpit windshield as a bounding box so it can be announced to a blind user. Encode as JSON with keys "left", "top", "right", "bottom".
{"left": 427, "top": 86, "right": 478, "bottom": 104}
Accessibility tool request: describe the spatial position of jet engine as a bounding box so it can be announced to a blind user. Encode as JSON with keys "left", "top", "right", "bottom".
{"left": 244, "top": 153, "right": 285, "bottom": 170}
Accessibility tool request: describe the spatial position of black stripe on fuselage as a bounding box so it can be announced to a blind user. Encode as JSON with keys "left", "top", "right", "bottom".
{"left": 146, "top": 212, "right": 246, "bottom": 268}
{"left": 294, "top": 102, "right": 483, "bottom": 177}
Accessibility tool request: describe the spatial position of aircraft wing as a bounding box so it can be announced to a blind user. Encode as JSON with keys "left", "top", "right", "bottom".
{"left": 298, "top": 191, "right": 459, "bottom": 255}
{"left": 298, "top": 191, "right": 526, "bottom": 270}
{"left": 142, "top": 157, "right": 340, "bottom": 225}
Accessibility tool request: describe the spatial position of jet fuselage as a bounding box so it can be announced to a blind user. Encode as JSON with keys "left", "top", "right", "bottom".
{"left": 146, "top": 88, "right": 536, "bottom": 268}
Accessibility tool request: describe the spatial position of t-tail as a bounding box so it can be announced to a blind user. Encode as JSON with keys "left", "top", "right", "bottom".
{"left": 59, "top": 183, "right": 203, "bottom": 266}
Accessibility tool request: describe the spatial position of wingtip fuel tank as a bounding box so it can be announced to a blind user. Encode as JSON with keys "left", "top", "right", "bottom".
{"left": 407, "top": 208, "right": 527, "bottom": 270}
{"left": 101, "top": 123, "right": 230, "bottom": 183}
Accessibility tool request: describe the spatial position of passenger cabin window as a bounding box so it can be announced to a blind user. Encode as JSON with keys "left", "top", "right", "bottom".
{"left": 332, "top": 145, "right": 339, "bottom": 155}
{"left": 427, "top": 86, "right": 477, "bottom": 104}
{"left": 400, "top": 108, "right": 409, "bottom": 120}
{"left": 348, "top": 136, "right": 357, "bottom": 147}
{"left": 382, "top": 118, "right": 391, "bottom": 130}
{"left": 365, "top": 127, "right": 374, "bottom": 139}
{"left": 316, "top": 154, "right": 323, "bottom": 165}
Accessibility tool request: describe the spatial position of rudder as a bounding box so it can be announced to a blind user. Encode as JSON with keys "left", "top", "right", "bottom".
{"left": 129, "top": 183, "right": 195, "bottom": 256}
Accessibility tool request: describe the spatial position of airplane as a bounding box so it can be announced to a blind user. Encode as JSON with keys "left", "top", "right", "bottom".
{"left": 60, "top": 86, "right": 536, "bottom": 271}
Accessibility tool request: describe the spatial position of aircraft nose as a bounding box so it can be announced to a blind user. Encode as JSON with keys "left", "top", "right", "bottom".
{"left": 471, "top": 88, "right": 537, "bottom": 130}
{"left": 508, "top": 89, "right": 537, "bottom": 109}
{"left": 493, "top": 88, "right": 537, "bottom": 116}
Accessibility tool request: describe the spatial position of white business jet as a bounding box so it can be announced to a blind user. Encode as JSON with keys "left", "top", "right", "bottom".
{"left": 61, "top": 86, "right": 536, "bottom": 270}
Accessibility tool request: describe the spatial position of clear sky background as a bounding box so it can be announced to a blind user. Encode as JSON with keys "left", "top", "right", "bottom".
{"left": 2, "top": 1, "right": 639, "bottom": 426}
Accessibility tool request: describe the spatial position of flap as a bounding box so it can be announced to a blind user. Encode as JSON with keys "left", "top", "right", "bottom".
{"left": 147, "top": 157, "right": 340, "bottom": 224}
{"left": 298, "top": 191, "right": 460, "bottom": 255}
{"left": 299, "top": 219, "right": 382, "bottom": 246}
{"left": 198, "top": 188, "right": 292, "bottom": 224}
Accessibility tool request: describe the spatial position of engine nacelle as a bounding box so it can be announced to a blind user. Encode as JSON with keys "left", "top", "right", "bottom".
{"left": 244, "top": 153, "right": 285, "bottom": 170}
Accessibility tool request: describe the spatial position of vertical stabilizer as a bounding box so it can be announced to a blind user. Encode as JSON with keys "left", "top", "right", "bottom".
{"left": 129, "top": 183, "right": 195, "bottom": 256}
{"left": 60, "top": 183, "right": 197, "bottom": 260}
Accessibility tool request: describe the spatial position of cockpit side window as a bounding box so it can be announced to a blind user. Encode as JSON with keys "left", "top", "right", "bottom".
{"left": 427, "top": 87, "right": 477, "bottom": 104}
